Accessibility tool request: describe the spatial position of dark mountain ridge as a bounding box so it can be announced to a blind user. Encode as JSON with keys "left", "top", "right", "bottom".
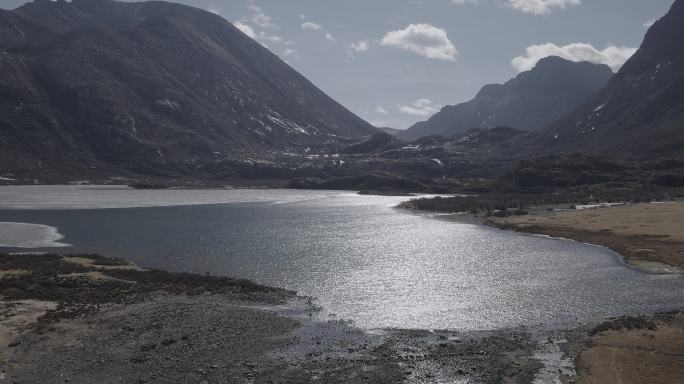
{"left": 539, "top": 0, "right": 684, "bottom": 157}
{"left": 0, "top": 0, "right": 376, "bottom": 179}
{"left": 398, "top": 57, "right": 613, "bottom": 142}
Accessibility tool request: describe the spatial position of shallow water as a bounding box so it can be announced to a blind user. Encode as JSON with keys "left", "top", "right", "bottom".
{"left": 0, "top": 185, "right": 682, "bottom": 330}
{"left": 0, "top": 222, "right": 70, "bottom": 248}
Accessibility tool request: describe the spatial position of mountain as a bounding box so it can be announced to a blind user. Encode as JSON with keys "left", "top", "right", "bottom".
{"left": 398, "top": 57, "right": 613, "bottom": 142}
{"left": 377, "top": 127, "right": 404, "bottom": 136}
{"left": 539, "top": 0, "right": 684, "bottom": 157}
{"left": 0, "top": 0, "right": 376, "bottom": 179}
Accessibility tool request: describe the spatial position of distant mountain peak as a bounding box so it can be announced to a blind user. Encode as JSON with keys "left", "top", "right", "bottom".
{"left": 539, "top": 0, "right": 684, "bottom": 157}
{"left": 534, "top": 55, "right": 571, "bottom": 66}
{"left": 533, "top": 56, "right": 612, "bottom": 73}
{"left": 475, "top": 83, "right": 504, "bottom": 99}
{"left": 397, "top": 58, "right": 613, "bottom": 142}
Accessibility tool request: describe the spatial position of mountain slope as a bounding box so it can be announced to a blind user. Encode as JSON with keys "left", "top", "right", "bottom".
{"left": 398, "top": 57, "right": 613, "bottom": 142}
{"left": 377, "top": 127, "right": 403, "bottom": 136}
{"left": 540, "top": 0, "right": 684, "bottom": 156}
{"left": 0, "top": 0, "right": 376, "bottom": 178}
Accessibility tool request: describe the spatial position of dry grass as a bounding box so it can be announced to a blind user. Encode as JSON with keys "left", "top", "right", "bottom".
{"left": 489, "top": 203, "right": 684, "bottom": 271}
{"left": 577, "top": 314, "right": 684, "bottom": 384}
{"left": 57, "top": 271, "right": 136, "bottom": 283}
{"left": 0, "top": 269, "right": 30, "bottom": 278}
{"left": 62, "top": 256, "right": 145, "bottom": 271}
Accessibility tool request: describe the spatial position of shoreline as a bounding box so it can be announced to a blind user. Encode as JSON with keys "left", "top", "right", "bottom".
{"left": 1, "top": 253, "right": 682, "bottom": 383}
{"left": 403, "top": 202, "right": 684, "bottom": 274}
{"left": 1, "top": 195, "right": 683, "bottom": 382}
{"left": 483, "top": 202, "right": 684, "bottom": 274}
{"left": 0, "top": 253, "right": 558, "bottom": 383}
{"left": 404, "top": 203, "right": 684, "bottom": 382}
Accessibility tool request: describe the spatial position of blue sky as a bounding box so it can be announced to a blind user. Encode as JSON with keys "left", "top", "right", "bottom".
{"left": 1, "top": 0, "right": 674, "bottom": 129}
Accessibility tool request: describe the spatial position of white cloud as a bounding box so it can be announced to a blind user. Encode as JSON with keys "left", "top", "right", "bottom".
{"left": 258, "top": 33, "right": 282, "bottom": 43}
{"left": 643, "top": 19, "right": 657, "bottom": 28}
{"left": 350, "top": 40, "right": 371, "bottom": 53}
{"left": 398, "top": 99, "right": 442, "bottom": 116}
{"left": 252, "top": 13, "right": 275, "bottom": 28}
{"left": 235, "top": 5, "right": 284, "bottom": 47}
{"left": 301, "top": 22, "right": 322, "bottom": 30}
{"left": 376, "top": 105, "right": 389, "bottom": 114}
{"left": 511, "top": 43, "right": 637, "bottom": 72}
{"left": 300, "top": 22, "right": 335, "bottom": 43}
{"left": 234, "top": 21, "right": 256, "bottom": 39}
{"left": 233, "top": 21, "right": 282, "bottom": 46}
{"left": 452, "top": 0, "right": 579, "bottom": 15}
{"left": 246, "top": 6, "right": 277, "bottom": 29}
{"left": 282, "top": 48, "right": 298, "bottom": 57}
{"left": 381, "top": 24, "right": 458, "bottom": 61}
{"left": 508, "top": 0, "right": 580, "bottom": 15}
{"left": 208, "top": 8, "right": 221, "bottom": 15}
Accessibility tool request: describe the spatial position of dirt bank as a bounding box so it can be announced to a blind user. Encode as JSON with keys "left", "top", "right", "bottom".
{"left": 487, "top": 202, "right": 684, "bottom": 273}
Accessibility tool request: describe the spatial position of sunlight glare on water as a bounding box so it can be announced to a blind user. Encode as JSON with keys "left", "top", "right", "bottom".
{"left": 0, "top": 186, "right": 682, "bottom": 330}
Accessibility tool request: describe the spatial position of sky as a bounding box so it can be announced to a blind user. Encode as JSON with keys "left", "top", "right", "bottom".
{"left": 1, "top": 0, "right": 675, "bottom": 129}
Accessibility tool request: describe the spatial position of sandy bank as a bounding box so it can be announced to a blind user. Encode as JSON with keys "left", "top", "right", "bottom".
{"left": 487, "top": 202, "right": 684, "bottom": 273}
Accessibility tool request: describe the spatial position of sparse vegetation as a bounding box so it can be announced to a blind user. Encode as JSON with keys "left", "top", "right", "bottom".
{"left": 401, "top": 153, "right": 684, "bottom": 215}
{"left": 129, "top": 183, "right": 169, "bottom": 190}
{"left": 400, "top": 188, "right": 680, "bottom": 215}
{"left": 591, "top": 316, "right": 658, "bottom": 335}
{"left": 0, "top": 253, "right": 291, "bottom": 323}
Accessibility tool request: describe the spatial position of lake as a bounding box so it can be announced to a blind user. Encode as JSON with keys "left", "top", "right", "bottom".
{"left": 1, "top": 185, "right": 682, "bottom": 330}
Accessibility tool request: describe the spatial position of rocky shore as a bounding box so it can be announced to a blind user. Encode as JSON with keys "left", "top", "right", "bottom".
{"left": 1, "top": 253, "right": 681, "bottom": 383}
{"left": 0, "top": 253, "right": 546, "bottom": 383}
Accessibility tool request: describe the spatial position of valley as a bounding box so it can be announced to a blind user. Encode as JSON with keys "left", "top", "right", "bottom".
{"left": 0, "top": 0, "right": 683, "bottom": 382}
{"left": 1, "top": 188, "right": 683, "bottom": 383}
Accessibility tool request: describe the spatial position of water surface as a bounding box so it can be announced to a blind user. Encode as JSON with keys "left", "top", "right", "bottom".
{"left": 0, "top": 185, "right": 682, "bottom": 330}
